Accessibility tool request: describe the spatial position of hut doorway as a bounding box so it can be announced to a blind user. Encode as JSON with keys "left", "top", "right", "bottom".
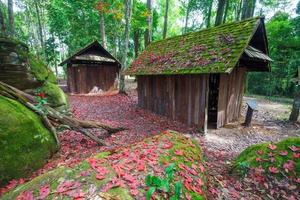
{"left": 208, "top": 74, "right": 220, "bottom": 128}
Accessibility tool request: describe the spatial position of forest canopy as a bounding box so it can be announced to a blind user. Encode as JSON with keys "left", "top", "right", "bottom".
{"left": 0, "top": 0, "right": 299, "bottom": 97}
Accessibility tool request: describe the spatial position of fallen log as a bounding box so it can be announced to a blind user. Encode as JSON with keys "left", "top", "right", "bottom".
{"left": 0, "top": 81, "right": 126, "bottom": 147}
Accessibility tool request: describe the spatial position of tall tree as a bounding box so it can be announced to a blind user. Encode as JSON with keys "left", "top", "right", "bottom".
{"left": 241, "top": 0, "right": 256, "bottom": 20}
{"left": 163, "top": 0, "right": 169, "bottom": 39}
{"left": 184, "top": 0, "right": 191, "bottom": 33}
{"left": 96, "top": 1, "right": 107, "bottom": 49}
{"left": 223, "top": 0, "right": 230, "bottom": 23}
{"left": 119, "top": 0, "right": 132, "bottom": 93}
{"left": 144, "top": 0, "right": 152, "bottom": 47}
{"left": 215, "top": 0, "right": 226, "bottom": 26}
{"left": 0, "top": 4, "right": 5, "bottom": 35}
{"left": 34, "top": 0, "right": 45, "bottom": 57}
{"left": 206, "top": 0, "right": 213, "bottom": 27}
{"left": 7, "top": 0, "right": 14, "bottom": 36}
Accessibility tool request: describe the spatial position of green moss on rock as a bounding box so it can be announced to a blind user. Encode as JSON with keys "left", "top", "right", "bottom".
{"left": 233, "top": 137, "right": 300, "bottom": 178}
{"left": 28, "top": 54, "right": 57, "bottom": 84}
{"left": 0, "top": 96, "right": 57, "bottom": 185}
{"left": 41, "top": 82, "right": 68, "bottom": 109}
{"left": 1, "top": 131, "right": 207, "bottom": 199}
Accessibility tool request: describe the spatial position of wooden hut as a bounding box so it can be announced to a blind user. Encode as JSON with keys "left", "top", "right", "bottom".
{"left": 126, "top": 17, "right": 271, "bottom": 131}
{"left": 60, "top": 41, "right": 121, "bottom": 94}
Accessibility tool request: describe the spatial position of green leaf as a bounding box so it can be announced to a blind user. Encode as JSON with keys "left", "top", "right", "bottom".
{"left": 174, "top": 181, "right": 182, "bottom": 199}
{"left": 146, "top": 187, "right": 156, "bottom": 200}
{"left": 145, "top": 175, "right": 153, "bottom": 186}
{"left": 152, "top": 176, "right": 162, "bottom": 187}
{"left": 159, "top": 179, "right": 170, "bottom": 192}
{"left": 165, "top": 163, "right": 175, "bottom": 181}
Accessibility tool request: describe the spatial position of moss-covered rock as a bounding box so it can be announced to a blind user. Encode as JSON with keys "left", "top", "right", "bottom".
{"left": 1, "top": 131, "right": 207, "bottom": 200}
{"left": 0, "top": 96, "right": 58, "bottom": 186}
{"left": 40, "top": 82, "right": 69, "bottom": 110}
{"left": 232, "top": 137, "right": 300, "bottom": 180}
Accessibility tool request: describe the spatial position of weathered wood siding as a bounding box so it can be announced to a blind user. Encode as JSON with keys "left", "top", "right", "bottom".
{"left": 217, "top": 67, "right": 246, "bottom": 128}
{"left": 137, "top": 75, "right": 208, "bottom": 129}
{"left": 67, "top": 64, "right": 119, "bottom": 94}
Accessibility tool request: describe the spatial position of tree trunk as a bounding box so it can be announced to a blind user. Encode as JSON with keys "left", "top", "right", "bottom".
{"left": 34, "top": 0, "right": 45, "bottom": 57}
{"left": 223, "top": 0, "right": 229, "bottom": 23}
{"left": 144, "top": 0, "right": 152, "bottom": 47}
{"left": 241, "top": 0, "right": 256, "bottom": 20}
{"left": 99, "top": 12, "right": 107, "bottom": 49}
{"left": 215, "top": 0, "right": 226, "bottom": 26}
{"left": 0, "top": 5, "right": 5, "bottom": 34}
{"left": 133, "top": 29, "right": 140, "bottom": 58}
{"left": 206, "top": 0, "right": 213, "bottom": 28}
{"left": 120, "top": 0, "right": 132, "bottom": 93}
{"left": 7, "top": 0, "right": 14, "bottom": 36}
{"left": 289, "top": 88, "right": 300, "bottom": 122}
{"left": 184, "top": 0, "right": 190, "bottom": 33}
{"left": 235, "top": 0, "right": 242, "bottom": 21}
{"left": 163, "top": 0, "right": 169, "bottom": 39}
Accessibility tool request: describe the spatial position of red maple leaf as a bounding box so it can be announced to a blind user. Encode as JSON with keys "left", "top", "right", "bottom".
{"left": 289, "top": 146, "right": 299, "bottom": 152}
{"left": 268, "top": 166, "right": 279, "bottom": 174}
{"left": 268, "top": 144, "right": 277, "bottom": 150}
{"left": 279, "top": 150, "right": 288, "bottom": 156}
{"left": 256, "top": 157, "right": 262, "bottom": 162}
{"left": 175, "top": 150, "right": 183, "bottom": 156}
{"left": 39, "top": 184, "right": 50, "bottom": 199}
{"left": 16, "top": 190, "right": 34, "bottom": 200}
{"left": 293, "top": 153, "right": 300, "bottom": 158}
{"left": 257, "top": 150, "right": 264, "bottom": 155}
{"left": 283, "top": 160, "right": 294, "bottom": 172}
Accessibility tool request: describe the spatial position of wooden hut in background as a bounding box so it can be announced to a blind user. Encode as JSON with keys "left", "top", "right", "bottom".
{"left": 60, "top": 41, "right": 121, "bottom": 94}
{"left": 126, "top": 17, "right": 271, "bottom": 131}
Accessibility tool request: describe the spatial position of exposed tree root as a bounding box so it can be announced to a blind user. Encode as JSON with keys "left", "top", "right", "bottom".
{"left": 0, "top": 81, "right": 127, "bottom": 147}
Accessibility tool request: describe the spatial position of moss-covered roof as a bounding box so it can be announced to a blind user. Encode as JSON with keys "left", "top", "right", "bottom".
{"left": 126, "top": 17, "right": 265, "bottom": 75}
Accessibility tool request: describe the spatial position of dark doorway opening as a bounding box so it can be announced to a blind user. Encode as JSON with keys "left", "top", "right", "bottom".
{"left": 208, "top": 74, "right": 220, "bottom": 128}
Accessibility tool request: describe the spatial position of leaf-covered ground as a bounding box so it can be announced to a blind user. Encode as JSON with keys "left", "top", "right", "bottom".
{"left": 0, "top": 90, "right": 299, "bottom": 199}
{"left": 1, "top": 131, "right": 206, "bottom": 200}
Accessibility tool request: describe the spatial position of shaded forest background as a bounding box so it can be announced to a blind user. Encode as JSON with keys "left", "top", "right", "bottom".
{"left": 0, "top": 0, "right": 299, "bottom": 97}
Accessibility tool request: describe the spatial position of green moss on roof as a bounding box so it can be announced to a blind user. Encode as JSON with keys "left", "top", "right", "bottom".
{"left": 126, "top": 17, "right": 262, "bottom": 75}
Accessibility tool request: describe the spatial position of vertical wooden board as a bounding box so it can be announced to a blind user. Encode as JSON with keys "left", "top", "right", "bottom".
{"left": 217, "top": 74, "right": 229, "bottom": 128}
{"left": 194, "top": 75, "right": 200, "bottom": 125}
{"left": 187, "top": 75, "right": 192, "bottom": 126}
{"left": 200, "top": 75, "right": 207, "bottom": 128}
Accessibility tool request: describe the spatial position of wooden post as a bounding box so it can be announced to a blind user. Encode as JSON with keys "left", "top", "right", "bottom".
{"left": 244, "top": 100, "right": 257, "bottom": 127}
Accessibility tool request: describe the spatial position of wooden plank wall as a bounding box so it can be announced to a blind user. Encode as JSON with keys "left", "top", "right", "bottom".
{"left": 217, "top": 67, "right": 246, "bottom": 128}
{"left": 137, "top": 74, "right": 208, "bottom": 129}
{"left": 67, "top": 64, "right": 119, "bottom": 94}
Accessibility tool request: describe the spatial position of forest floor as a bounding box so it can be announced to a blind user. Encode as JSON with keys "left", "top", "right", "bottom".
{"left": 1, "top": 78, "right": 299, "bottom": 199}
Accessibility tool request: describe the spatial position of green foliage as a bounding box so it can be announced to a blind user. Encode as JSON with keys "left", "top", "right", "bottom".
{"left": 248, "top": 12, "right": 300, "bottom": 98}
{"left": 145, "top": 163, "right": 182, "bottom": 200}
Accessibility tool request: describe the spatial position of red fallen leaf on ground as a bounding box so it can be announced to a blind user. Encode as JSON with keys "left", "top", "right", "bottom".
{"left": 185, "top": 193, "right": 192, "bottom": 200}
{"left": 16, "top": 190, "right": 34, "bottom": 200}
{"left": 123, "top": 174, "right": 137, "bottom": 184}
{"left": 269, "top": 166, "right": 279, "bottom": 174}
{"left": 283, "top": 160, "right": 295, "bottom": 172}
{"left": 229, "top": 189, "right": 240, "bottom": 198}
{"left": 96, "top": 174, "right": 106, "bottom": 180}
{"left": 175, "top": 150, "right": 183, "bottom": 156}
{"left": 184, "top": 180, "right": 192, "bottom": 191}
{"left": 293, "top": 153, "right": 300, "bottom": 158}
{"left": 199, "top": 164, "right": 205, "bottom": 173}
{"left": 268, "top": 144, "right": 277, "bottom": 150}
{"left": 39, "top": 184, "right": 50, "bottom": 199}
{"left": 279, "top": 151, "right": 288, "bottom": 156}
{"left": 209, "top": 188, "right": 219, "bottom": 196}
{"left": 56, "top": 180, "right": 81, "bottom": 195}
{"left": 196, "top": 178, "right": 204, "bottom": 186}
{"left": 268, "top": 152, "right": 275, "bottom": 157}
{"left": 257, "top": 150, "right": 264, "bottom": 155}
{"left": 256, "top": 157, "right": 262, "bottom": 162}
{"left": 137, "top": 160, "right": 146, "bottom": 171}
{"left": 289, "top": 146, "right": 299, "bottom": 152}
{"left": 192, "top": 185, "right": 203, "bottom": 195}
{"left": 162, "top": 142, "right": 173, "bottom": 149}
{"left": 130, "top": 189, "right": 139, "bottom": 196}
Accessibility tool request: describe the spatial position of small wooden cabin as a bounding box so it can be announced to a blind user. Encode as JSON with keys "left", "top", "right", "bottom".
{"left": 60, "top": 41, "right": 121, "bottom": 94}
{"left": 126, "top": 17, "right": 271, "bottom": 131}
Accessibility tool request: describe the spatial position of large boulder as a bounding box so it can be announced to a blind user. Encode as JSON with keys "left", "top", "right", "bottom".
{"left": 1, "top": 131, "right": 207, "bottom": 200}
{"left": 40, "top": 82, "right": 69, "bottom": 110}
{"left": 232, "top": 137, "right": 300, "bottom": 180}
{"left": 0, "top": 96, "right": 57, "bottom": 186}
